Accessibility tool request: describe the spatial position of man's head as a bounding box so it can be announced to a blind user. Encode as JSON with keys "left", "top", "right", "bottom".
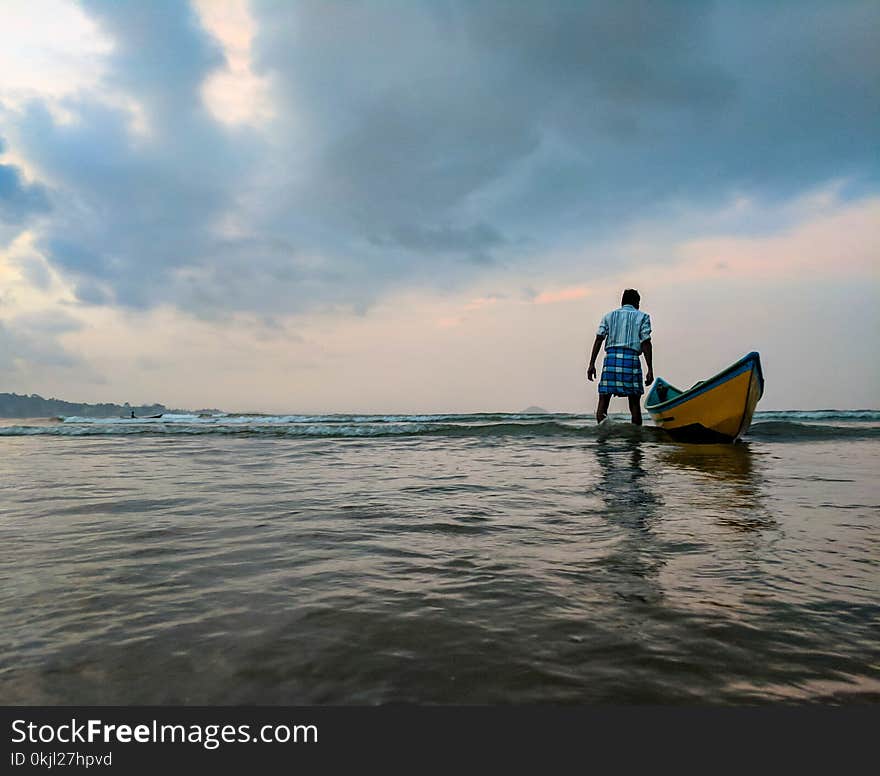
{"left": 621, "top": 289, "right": 640, "bottom": 308}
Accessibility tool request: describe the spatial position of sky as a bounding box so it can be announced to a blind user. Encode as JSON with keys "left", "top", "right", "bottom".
{"left": 0, "top": 0, "right": 877, "bottom": 413}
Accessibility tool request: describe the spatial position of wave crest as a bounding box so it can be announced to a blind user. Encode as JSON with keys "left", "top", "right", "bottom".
{"left": 1, "top": 416, "right": 877, "bottom": 441}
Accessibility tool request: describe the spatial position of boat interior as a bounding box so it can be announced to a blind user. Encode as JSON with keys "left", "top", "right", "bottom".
{"left": 652, "top": 381, "right": 680, "bottom": 403}
{"left": 652, "top": 378, "right": 709, "bottom": 404}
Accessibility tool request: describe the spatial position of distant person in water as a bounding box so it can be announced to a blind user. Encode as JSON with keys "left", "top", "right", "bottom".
{"left": 587, "top": 289, "right": 654, "bottom": 425}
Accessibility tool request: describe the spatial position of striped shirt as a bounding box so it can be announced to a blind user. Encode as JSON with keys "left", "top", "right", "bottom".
{"left": 596, "top": 305, "right": 651, "bottom": 352}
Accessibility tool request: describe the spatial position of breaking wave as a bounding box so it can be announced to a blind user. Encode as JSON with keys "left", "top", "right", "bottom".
{"left": 744, "top": 421, "right": 880, "bottom": 441}
{"left": 0, "top": 411, "right": 877, "bottom": 441}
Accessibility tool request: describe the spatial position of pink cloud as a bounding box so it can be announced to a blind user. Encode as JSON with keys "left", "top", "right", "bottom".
{"left": 532, "top": 286, "right": 591, "bottom": 304}
{"left": 464, "top": 296, "right": 501, "bottom": 312}
{"left": 675, "top": 197, "right": 880, "bottom": 281}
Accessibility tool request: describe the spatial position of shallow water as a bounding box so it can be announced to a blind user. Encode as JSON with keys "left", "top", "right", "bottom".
{"left": 1, "top": 412, "right": 878, "bottom": 704}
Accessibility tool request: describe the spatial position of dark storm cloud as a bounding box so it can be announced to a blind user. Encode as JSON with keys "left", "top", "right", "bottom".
{"left": 5, "top": 0, "right": 879, "bottom": 315}
{"left": 251, "top": 0, "right": 877, "bottom": 234}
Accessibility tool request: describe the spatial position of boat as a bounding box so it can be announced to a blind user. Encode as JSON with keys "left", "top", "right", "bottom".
{"left": 644, "top": 352, "right": 764, "bottom": 443}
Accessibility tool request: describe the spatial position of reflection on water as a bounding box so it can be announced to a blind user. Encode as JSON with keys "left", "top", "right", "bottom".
{"left": 658, "top": 442, "right": 775, "bottom": 532}
{"left": 593, "top": 440, "right": 660, "bottom": 522}
{"left": 590, "top": 440, "right": 664, "bottom": 605}
{"left": 0, "top": 433, "right": 877, "bottom": 704}
{"left": 660, "top": 443, "right": 755, "bottom": 482}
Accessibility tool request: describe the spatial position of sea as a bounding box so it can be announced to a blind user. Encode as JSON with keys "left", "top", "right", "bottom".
{"left": 1, "top": 410, "right": 877, "bottom": 704}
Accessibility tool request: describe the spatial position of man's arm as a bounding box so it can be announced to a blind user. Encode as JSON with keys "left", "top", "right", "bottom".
{"left": 641, "top": 339, "right": 654, "bottom": 386}
{"left": 587, "top": 335, "right": 604, "bottom": 381}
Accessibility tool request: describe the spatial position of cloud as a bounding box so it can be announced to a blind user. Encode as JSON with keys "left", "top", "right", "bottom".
{"left": 193, "top": 0, "right": 272, "bottom": 126}
{"left": 0, "top": 139, "right": 51, "bottom": 243}
{"left": 0, "top": 0, "right": 110, "bottom": 107}
{"left": 79, "top": 0, "right": 225, "bottom": 128}
{"left": 0, "top": 315, "right": 81, "bottom": 373}
{"left": 533, "top": 287, "right": 591, "bottom": 305}
{"left": 674, "top": 196, "right": 880, "bottom": 282}
{"left": 369, "top": 222, "right": 506, "bottom": 264}
{"left": 14, "top": 255, "right": 53, "bottom": 291}
{"left": 10, "top": 309, "right": 83, "bottom": 335}
{"left": 0, "top": 0, "right": 876, "bottom": 322}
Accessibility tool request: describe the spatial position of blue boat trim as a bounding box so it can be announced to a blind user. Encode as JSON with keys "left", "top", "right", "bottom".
{"left": 645, "top": 352, "right": 763, "bottom": 412}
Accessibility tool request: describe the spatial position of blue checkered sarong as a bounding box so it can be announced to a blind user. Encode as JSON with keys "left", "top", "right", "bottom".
{"left": 598, "top": 346, "right": 644, "bottom": 396}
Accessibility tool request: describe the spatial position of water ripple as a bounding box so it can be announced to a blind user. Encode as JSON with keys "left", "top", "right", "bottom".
{"left": 0, "top": 433, "right": 877, "bottom": 703}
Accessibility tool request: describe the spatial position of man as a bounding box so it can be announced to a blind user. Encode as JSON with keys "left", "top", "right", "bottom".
{"left": 586, "top": 289, "right": 654, "bottom": 425}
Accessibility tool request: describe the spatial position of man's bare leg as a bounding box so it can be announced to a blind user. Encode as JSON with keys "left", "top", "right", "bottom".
{"left": 596, "top": 394, "right": 611, "bottom": 423}
{"left": 627, "top": 395, "right": 643, "bottom": 426}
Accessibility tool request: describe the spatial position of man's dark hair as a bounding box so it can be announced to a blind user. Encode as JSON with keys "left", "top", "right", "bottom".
{"left": 621, "top": 289, "right": 640, "bottom": 308}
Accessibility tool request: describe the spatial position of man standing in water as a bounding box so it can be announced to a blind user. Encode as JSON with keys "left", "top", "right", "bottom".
{"left": 587, "top": 289, "right": 654, "bottom": 425}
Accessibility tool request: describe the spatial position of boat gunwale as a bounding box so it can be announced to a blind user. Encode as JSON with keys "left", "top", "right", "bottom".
{"left": 645, "top": 352, "right": 764, "bottom": 413}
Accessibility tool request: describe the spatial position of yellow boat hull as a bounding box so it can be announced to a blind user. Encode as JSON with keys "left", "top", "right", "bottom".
{"left": 645, "top": 352, "right": 764, "bottom": 443}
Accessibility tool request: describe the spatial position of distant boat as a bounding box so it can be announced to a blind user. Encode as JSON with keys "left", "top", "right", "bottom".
{"left": 645, "top": 352, "right": 764, "bottom": 443}
{"left": 123, "top": 413, "right": 164, "bottom": 419}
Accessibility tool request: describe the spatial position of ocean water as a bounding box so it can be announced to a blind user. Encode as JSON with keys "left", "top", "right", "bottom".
{"left": 1, "top": 411, "right": 878, "bottom": 704}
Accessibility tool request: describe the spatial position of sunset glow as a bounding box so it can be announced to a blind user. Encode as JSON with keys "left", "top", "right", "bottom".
{"left": 1, "top": 0, "right": 877, "bottom": 412}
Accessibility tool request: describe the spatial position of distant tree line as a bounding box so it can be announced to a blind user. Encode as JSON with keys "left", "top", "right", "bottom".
{"left": 0, "top": 393, "right": 215, "bottom": 418}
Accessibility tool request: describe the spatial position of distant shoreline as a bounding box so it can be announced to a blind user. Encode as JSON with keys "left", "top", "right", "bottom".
{"left": 0, "top": 392, "right": 219, "bottom": 419}
{"left": 1, "top": 393, "right": 876, "bottom": 419}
